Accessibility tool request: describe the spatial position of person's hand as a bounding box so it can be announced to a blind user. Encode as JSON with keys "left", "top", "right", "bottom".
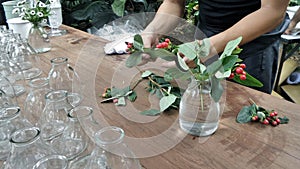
{"left": 138, "top": 32, "right": 160, "bottom": 65}
{"left": 284, "top": 21, "right": 297, "bottom": 35}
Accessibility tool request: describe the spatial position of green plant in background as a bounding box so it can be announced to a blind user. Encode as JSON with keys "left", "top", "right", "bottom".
{"left": 289, "top": 0, "right": 300, "bottom": 6}
{"left": 184, "top": 0, "right": 199, "bottom": 25}
{"left": 60, "top": 0, "right": 162, "bottom": 31}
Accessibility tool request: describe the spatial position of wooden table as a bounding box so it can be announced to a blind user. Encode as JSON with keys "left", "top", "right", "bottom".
{"left": 8, "top": 25, "right": 300, "bottom": 169}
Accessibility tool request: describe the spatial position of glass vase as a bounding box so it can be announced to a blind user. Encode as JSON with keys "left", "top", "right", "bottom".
{"left": 32, "top": 155, "right": 68, "bottom": 169}
{"left": 0, "top": 106, "right": 32, "bottom": 160}
{"left": 50, "top": 106, "right": 91, "bottom": 160}
{"left": 87, "top": 126, "right": 141, "bottom": 169}
{"left": 4, "top": 127, "right": 56, "bottom": 169}
{"left": 38, "top": 90, "right": 73, "bottom": 143}
{"left": 24, "top": 77, "right": 51, "bottom": 125}
{"left": 179, "top": 77, "right": 223, "bottom": 136}
{"left": 48, "top": 57, "right": 82, "bottom": 107}
{"left": 27, "top": 24, "right": 51, "bottom": 54}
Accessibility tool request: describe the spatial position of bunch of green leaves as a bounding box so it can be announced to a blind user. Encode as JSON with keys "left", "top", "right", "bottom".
{"left": 126, "top": 34, "right": 262, "bottom": 103}
{"left": 139, "top": 70, "right": 181, "bottom": 116}
{"left": 236, "top": 100, "right": 289, "bottom": 124}
{"left": 100, "top": 86, "right": 137, "bottom": 106}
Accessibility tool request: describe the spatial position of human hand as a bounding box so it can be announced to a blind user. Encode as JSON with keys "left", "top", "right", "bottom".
{"left": 284, "top": 21, "right": 297, "bottom": 35}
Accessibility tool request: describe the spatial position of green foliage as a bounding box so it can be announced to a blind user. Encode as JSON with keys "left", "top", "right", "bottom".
{"left": 61, "top": 0, "right": 162, "bottom": 31}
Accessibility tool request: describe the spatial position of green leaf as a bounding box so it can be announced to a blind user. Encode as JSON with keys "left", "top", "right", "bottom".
{"left": 257, "top": 111, "right": 266, "bottom": 120}
{"left": 125, "top": 51, "right": 143, "bottom": 68}
{"left": 111, "top": 86, "right": 130, "bottom": 97}
{"left": 236, "top": 105, "right": 253, "bottom": 123}
{"left": 221, "top": 55, "right": 239, "bottom": 71}
{"left": 160, "top": 94, "right": 177, "bottom": 112}
{"left": 111, "top": 0, "right": 126, "bottom": 17}
{"left": 196, "top": 38, "right": 210, "bottom": 58}
{"left": 278, "top": 116, "right": 289, "bottom": 124}
{"left": 128, "top": 91, "right": 137, "bottom": 102}
{"left": 206, "top": 60, "right": 222, "bottom": 75}
{"left": 210, "top": 76, "right": 223, "bottom": 102}
{"left": 115, "top": 96, "right": 126, "bottom": 106}
{"left": 142, "top": 70, "right": 153, "bottom": 78}
{"left": 215, "top": 70, "right": 231, "bottom": 79}
{"left": 220, "top": 36, "right": 242, "bottom": 59}
{"left": 164, "top": 68, "right": 191, "bottom": 81}
{"left": 140, "top": 109, "right": 161, "bottom": 116}
{"left": 175, "top": 53, "right": 190, "bottom": 72}
{"left": 178, "top": 41, "right": 197, "bottom": 60}
{"left": 133, "top": 34, "right": 144, "bottom": 51}
{"left": 232, "top": 73, "right": 263, "bottom": 87}
{"left": 144, "top": 48, "right": 175, "bottom": 61}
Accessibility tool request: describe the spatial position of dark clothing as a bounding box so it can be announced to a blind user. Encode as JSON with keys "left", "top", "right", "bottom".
{"left": 196, "top": 0, "right": 290, "bottom": 94}
{"left": 198, "top": 0, "right": 260, "bottom": 34}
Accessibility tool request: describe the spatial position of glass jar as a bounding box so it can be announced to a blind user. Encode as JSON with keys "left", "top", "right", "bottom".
{"left": 50, "top": 106, "right": 91, "bottom": 160}
{"left": 0, "top": 106, "right": 32, "bottom": 160}
{"left": 48, "top": 57, "right": 82, "bottom": 106}
{"left": 24, "top": 77, "right": 51, "bottom": 125}
{"left": 4, "top": 127, "right": 56, "bottom": 169}
{"left": 27, "top": 24, "right": 51, "bottom": 54}
{"left": 179, "top": 78, "right": 223, "bottom": 136}
{"left": 32, "top": 155, "right": 68, "bottom": 169}
{"left": 38, "top": 90, "right": 73, "bottom": 143}
{"left": 87, "top": 126, "right": 141, "bottom": 169}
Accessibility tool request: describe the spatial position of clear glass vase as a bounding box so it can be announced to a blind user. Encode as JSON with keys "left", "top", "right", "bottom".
{"left": 24, "top": 77, "right": 51, "bottom": 125}
{"left": 4, "top": 127, "right": 56, "bottom": 169}
{"left": 50, "top": 106, "right": 91, "bottom": 160}
{"left": 87, "top": 126, "right": 141, "bottom": 169}
{"left": 32, "top": 155, "right": 68, "bottom": 169}
{"left": 48, "top": 57, "right": 82, "bottom": 107}
{"left": 0, "top": 106, "right": 32, "bottom": 160}
{"left": 179, "top": 77, "right": 223, "bottom": 136}
{"left": 27, "top": 24, "right": 51, "bottom": 54}
{"left": 38, "top": 90, "right": 73, "bottom": 143}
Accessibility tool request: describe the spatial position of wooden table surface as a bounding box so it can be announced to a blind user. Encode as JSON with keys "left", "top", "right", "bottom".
{"left": 10, "top": 25, "right": 300, "bottom": 169}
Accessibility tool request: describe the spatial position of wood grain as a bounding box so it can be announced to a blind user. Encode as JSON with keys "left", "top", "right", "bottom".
{"left": 3, "top": 25, "right": 300, "bottom": 169}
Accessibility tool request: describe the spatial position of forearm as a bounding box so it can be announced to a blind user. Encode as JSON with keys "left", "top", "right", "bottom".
{"left": 144, "top": 0, "right": 185, "bottom": 34}
{"left": 209, "top": 0, "right": 289, "bottom": 55}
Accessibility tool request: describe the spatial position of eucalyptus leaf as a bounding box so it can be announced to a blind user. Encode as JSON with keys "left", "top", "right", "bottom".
{"left": 197, "top": 38, "right": 210, "bottom": 58}
{"left": 236, "top": 105, "right": 252, "bottom": 123}
{"left": 206, "top": 60, "right": 222, "bottom": 75}
{"left": 115, "top": 96, "right": 126, "bottom": 106}
{"left": 210, "top": 76, "right": 223, "bottom": 102}
{"left": 221, "top": 55, "right": 239, "bottom": 71}
{"left": 142, "top": 70, "right": 153, "bottom": 78}
{"left": 175, "top": 53, "right": 190, "bottom": 72}
{"left": 140, "top": 109, "right": 161, "bottom": 116}
{"left": 160, "top": 94, "right": 177, "bottom": 112}
{"left": 125, "top": 51, "right": 143, "bottom": 68}
{"left": 133, "top": 34, "right": 144, "bottom": 51}
{"left": 215, "top": 70, "right": 231, "bottom": 79}
{"left": 144, "top": 48, "right": 175, "bottom": 61}
{"left": 111, "top": 86, "right": 130, "bottom": 97}
{"left": 128, "top": 91, "right": 137, "bottom": 102}
{"left": 178, "top": 41, "right": 197, "bottom": 60}
{"left": 220, "top": 36, "right": 242, "bottom": 59}
{"left": 164, "top": 68, "right": 191, "bottom": 81}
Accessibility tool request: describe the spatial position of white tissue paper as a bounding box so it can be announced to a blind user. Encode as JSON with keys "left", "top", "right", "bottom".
{"left": 104, "top": 36, "right": 134, "bottom": 55}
